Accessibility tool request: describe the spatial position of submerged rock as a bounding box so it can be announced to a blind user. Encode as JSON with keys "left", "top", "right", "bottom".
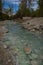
{"left": 30, "top": 53, "right": 38, "bottom": 59}
{"left": 24, "top": 47, "right": 32, "bottom": 54}
{"left": 31, "top": 60, "right": 38, "bottom": 65}
{"left": 3, "top": 45, "right": 9, "bottom": 49}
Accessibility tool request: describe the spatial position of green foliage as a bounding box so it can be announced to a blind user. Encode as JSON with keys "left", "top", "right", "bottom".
{"left": 0, "top": 0, "right": 9, "bottom": 20}
{"left": 0, "top": 0, "right": 2, "bottom": 20}
{"left": 29, "top": 0, "right": 43, "bottom": 17}
{"left": 22, "top": 8, "right": 31, "bottom": 17}
{"left": 2, "top": 13, "right": 9, "bottom": 20}
{"left": 15, "top": 8, "right": 31, "bottom": 19}
{"left": 31, "top": 9, "right": 39, "bottom": 17}
{"left": 15, "top": 0, "right": 31, "bottom": 18}
{"left": 0, "top": 0, "right": 43, "bottom": 20}
{"left": 0, "top": 0, "right": 2, "bottom": 11}
{"left": 0, "top": 12, "right": 9, "bottom": 20}
{"left": 38, "top": 0, "right": 43, "bottom": 16}
{"left": 15, "top": 0, "right": 43, "bottom": 18}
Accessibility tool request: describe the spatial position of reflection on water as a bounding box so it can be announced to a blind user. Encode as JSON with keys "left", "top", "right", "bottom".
{"left": 3, "top": 20, "right": 43, "bottom": 65}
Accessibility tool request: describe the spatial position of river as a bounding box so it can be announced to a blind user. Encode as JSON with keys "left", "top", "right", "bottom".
{"left": 3, "top": 20, "right": 43, "bottom": 65}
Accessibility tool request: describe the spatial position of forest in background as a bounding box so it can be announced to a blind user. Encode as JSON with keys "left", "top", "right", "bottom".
{"left": 0, "top": 0, "right": 43, "bottom": 20}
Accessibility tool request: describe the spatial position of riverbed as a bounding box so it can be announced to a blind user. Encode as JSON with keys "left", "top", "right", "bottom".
{"left": 1, "top": 20, "right": 43, "bottom": 65}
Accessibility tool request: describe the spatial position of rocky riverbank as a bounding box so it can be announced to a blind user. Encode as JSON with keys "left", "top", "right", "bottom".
{"left": 0, "top": 21, "right": 13, "bottom": 65}
{"left": 22, "top": 17, "right": 43, "bottom": 34}
{"left": 0, "top": 43, "right": 13, "bottom": 65}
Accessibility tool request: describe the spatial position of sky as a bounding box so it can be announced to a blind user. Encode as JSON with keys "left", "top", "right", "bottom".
{"left": 2, "top": 0, "right": 20, "bottom": 13}
{"left": 3, "top": 0, "right": 20, "bottom": 4}
{"left": 2, "top": 0, "right": 38, "bottom": 14}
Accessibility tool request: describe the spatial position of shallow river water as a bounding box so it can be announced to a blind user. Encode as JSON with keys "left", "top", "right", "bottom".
{"left": 3, "top": 20, "right": 43, "bottom": 65}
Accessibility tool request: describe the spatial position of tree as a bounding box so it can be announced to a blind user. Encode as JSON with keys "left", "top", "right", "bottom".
{"left": 0, "top": 0, "right": 3, "bottom": 12}
{"left": 0, "top": 0, "right": 2, "bottom": 20}
{"left": 16, "top": 0, "right": 31, "bottom": 18}
{"left": 38, "top": 0, "right": 43, "bottom": 16}
{"left": 19, "top": 0, "right": 27, "bottom": 18}
{"left": 27, "top": 0, "right": 31, "bottom": 9}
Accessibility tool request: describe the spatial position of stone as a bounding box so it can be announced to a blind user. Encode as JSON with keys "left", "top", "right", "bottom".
{"left": 0, "top": 26, "right": 8, "bottom": 33}
{"left": 27, "top": 22, "right": 29, "bottom": 24}
{"left": 23, "top": 17, "right": 31, "bottom": 20}
{"left": 34, "top": 25, "right": 40, "bottom": 30}
{"left": 30, "top": 53, "right": 38, "bottom": 59}
{"left": 34, "top": 49, "right": 39, "bottom": 53}
{"left": 24, "top": 47, "right": 31, "bottom": 54}
{"left": 40, "top": 55, "right": 43, "bottom": 60}
{"left": 39, "top": 31, "right": 42, "bottom": 34}
{"left": 31, "top": 60, "right": 38, "bottom": 65}
{"left": 31, "top": 29, "right": 35, "bottom": 32}
{"left": 8, "top": 59, "right": 11, "bottom": 63}
{"left": 6, "top": 30, "right": 9, "bottom": 33}
{"left": 3, "top": 45, "right": 8, "bottom": 49}
{"left": 40, "top": 25, "right": 43, "bottom": 30}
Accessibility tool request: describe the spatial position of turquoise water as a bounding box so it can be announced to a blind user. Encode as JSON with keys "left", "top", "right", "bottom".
{"left": 3, "top": 20, "right": 43, "bottom": 65}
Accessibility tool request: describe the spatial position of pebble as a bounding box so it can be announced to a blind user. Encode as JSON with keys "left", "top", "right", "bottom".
{"left": 34, "top": 49, "right": 39, "bottom": 53}
{"left": 8, "top": 59, "right": 11, "bottom": 63}
{"left": 21, "top": 40, "right": 24, "bottom": 42}
{"left": 31, "top": 29, "right": 35, "bottom": 32}
{"left": 24, "top": 47, "right": 31, "bottom": 54}
{"left": 3, "top": 45, "right": 8, "bottom": 49}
